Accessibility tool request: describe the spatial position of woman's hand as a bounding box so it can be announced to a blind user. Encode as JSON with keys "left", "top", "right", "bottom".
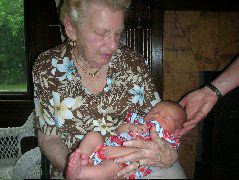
{"left": 103, "top": 127, "right": 178, "bottom": 178}
{"left": 177, "top": 87, "right": 218, "bottom": 137}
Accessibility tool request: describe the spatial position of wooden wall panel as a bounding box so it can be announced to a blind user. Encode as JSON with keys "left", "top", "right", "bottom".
{"left": 123, "top": 0, "right": 163, "bottom": 93}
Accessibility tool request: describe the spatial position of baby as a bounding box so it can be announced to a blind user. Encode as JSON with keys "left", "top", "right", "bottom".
{"left": 67, "top": 100, "right": 187, "bottom": 179}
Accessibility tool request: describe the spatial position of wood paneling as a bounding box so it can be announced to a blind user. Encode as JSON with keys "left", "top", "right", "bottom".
{"left": 123, "top": 0, "right": 163, "bottom": 93}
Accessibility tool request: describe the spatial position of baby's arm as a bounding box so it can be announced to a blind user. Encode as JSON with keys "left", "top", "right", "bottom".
{"left": 117, "top": 123, "right": 148, "bottom": 136}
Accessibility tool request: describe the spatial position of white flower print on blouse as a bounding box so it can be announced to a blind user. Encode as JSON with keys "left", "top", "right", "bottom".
{"left": 34, "top": 98, "right": 55, "bottom": 128}
{"left": 72, "top": 96, "right": 86, "bottom": 110}
{"left": 129, "top": 84, "right": 145, "bottom": 106}
{"left": 51, "top": 58, "right": 58, "bottom": 75}
{"left": 150, "top": 92, "right": 161, "bottom": 107}
{"left": 104, "top": 78, "right": 113, "bottom": 93}
{"left": 93, "top": 116, "right": 115, "bottom": 136}
{"left": 50, "top": 92, "right": 76, "bottom": 128}
{"left": 75, "top": 134, "right": 85, "bottom": 141}
{"left": 54, "top": 57, "right": 77, "bottom": 81}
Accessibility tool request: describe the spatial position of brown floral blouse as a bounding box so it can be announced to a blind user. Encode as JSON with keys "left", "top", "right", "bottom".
{"left": 32, "top": 40, "right": 161, "bottom": 177}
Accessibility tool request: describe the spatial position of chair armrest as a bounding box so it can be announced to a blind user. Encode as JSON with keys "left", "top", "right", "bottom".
{"left": 12, "top": 147, "right": 42, "bottom": 179}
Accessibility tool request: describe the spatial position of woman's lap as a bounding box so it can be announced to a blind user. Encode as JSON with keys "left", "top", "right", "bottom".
{"left": 143, "top": 161, "right": 187, "bottom": 179}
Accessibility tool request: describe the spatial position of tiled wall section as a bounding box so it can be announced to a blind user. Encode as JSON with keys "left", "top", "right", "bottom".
{"left": 163, "top": 11, "right": 239, "bottom": 178}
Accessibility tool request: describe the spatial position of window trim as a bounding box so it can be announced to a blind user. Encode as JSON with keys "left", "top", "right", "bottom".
{"left": 0, "top": 0, "right": 33, "bottom": 100}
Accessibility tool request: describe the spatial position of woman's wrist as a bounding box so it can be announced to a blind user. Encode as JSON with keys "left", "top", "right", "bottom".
{"left": 203, "top": 85, "right": 220, "bottom": 102}
{"left": 206, "top": 83, "right": 223, "bottom": 100}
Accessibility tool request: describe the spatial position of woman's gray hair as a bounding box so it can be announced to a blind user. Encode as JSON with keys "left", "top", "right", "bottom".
{"left": 60, "top": 0, "right": 131, "bottom": 27}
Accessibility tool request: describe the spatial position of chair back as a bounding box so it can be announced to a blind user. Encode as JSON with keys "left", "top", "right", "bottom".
{"left": 0, "top": 111, "right": 42, "bottom": 179}
{"left": 0, "top": 111, "right": 36, "bottom": 168}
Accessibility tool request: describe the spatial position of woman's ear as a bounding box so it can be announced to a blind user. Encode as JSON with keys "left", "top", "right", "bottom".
{"left": 63, "top": 16, "right": 76, "bottom": 41}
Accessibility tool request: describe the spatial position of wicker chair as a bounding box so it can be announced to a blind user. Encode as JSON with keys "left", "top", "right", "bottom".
{"left": 0, "top": 111, "right": 42, "bottom": 179}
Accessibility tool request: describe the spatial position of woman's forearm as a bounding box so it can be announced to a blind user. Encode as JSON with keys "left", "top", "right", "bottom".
{"left": 38, "top": 131, "right": 69, "bottom": 173}
{"left": 212, "top": 57, "right": 239, "bottom": 96}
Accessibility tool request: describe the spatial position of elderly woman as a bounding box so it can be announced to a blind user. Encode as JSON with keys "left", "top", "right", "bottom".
{"left": 33, "top": 0, "right": 186, "bottom": 179}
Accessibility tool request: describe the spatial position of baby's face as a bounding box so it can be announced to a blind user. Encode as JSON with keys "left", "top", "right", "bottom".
{"left": 145, "top": 103, "right": 184, "bottom": 132}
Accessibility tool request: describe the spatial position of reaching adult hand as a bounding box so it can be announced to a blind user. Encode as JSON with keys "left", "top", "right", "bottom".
{"left": 177, "top": 86, "right": 218, "bottom": 137}
{"left": 103, "top": 126, "right": 178, "bottom": 178}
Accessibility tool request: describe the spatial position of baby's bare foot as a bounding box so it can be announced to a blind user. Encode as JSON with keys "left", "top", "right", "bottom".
{"left": 66, "top": 148, "right": 85, "bottom": 179}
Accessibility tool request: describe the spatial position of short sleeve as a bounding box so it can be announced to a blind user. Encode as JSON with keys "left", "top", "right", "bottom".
{"left": 32, "top": 53, "right": 59, "bottom": 136}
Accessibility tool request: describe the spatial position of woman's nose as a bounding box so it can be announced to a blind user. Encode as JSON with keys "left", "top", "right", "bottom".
{"left": 106, "top": 34, "right": 118, "bottom": 51}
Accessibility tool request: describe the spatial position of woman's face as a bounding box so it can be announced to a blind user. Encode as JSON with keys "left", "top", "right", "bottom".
{"left": 76, "top": 3, "right": 125, "bottom": 68}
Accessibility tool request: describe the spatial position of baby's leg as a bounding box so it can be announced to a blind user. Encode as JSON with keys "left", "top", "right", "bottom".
{"left": 79, "top": 131, "right": 104, "bottom": 156}
{"left": 67, "top": 131, "right": 104, "bottom": 179}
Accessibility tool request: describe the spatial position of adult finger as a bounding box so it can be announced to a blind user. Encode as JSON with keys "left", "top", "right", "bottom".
{"left": 179, "top": 124, "right": 196, "bottom": 136}
{"left": 117, "top": 161, "right": 141, "bottom": 177}
{"left": 150, "top": 126, "right": 160, "bottom": 141}
{"left": 173, "top": 132, "right": 182, "bottom": 138}
{"left": 179, "top": 96, "right": 187, "bottom": 108}
{"left": 114, "top": 152, "right": 141, "bottom": 164}
{"left": 123, "top": 139, "right": 150, "bottom": 149}
{"left": 103, "top": 146, "right": 130, "bottom": 158}
{"left": 150, "top": 126, "right": 165, "bottom": 147}
{"left": 183, "top": 105, "right": 208, "bottom": 126}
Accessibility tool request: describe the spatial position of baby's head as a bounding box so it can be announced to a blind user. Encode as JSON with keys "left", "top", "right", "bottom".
{"left": 145, "top": 100, "right": 187, "bottom": 133}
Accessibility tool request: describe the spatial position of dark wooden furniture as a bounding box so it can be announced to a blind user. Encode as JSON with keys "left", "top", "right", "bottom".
{"left": 124, "top": 0, "right": 163, "bottom": 93}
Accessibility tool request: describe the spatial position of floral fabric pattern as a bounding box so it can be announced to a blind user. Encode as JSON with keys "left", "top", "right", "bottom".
{"left": 32, "top": 41, "right": 161, "bottom": 177}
